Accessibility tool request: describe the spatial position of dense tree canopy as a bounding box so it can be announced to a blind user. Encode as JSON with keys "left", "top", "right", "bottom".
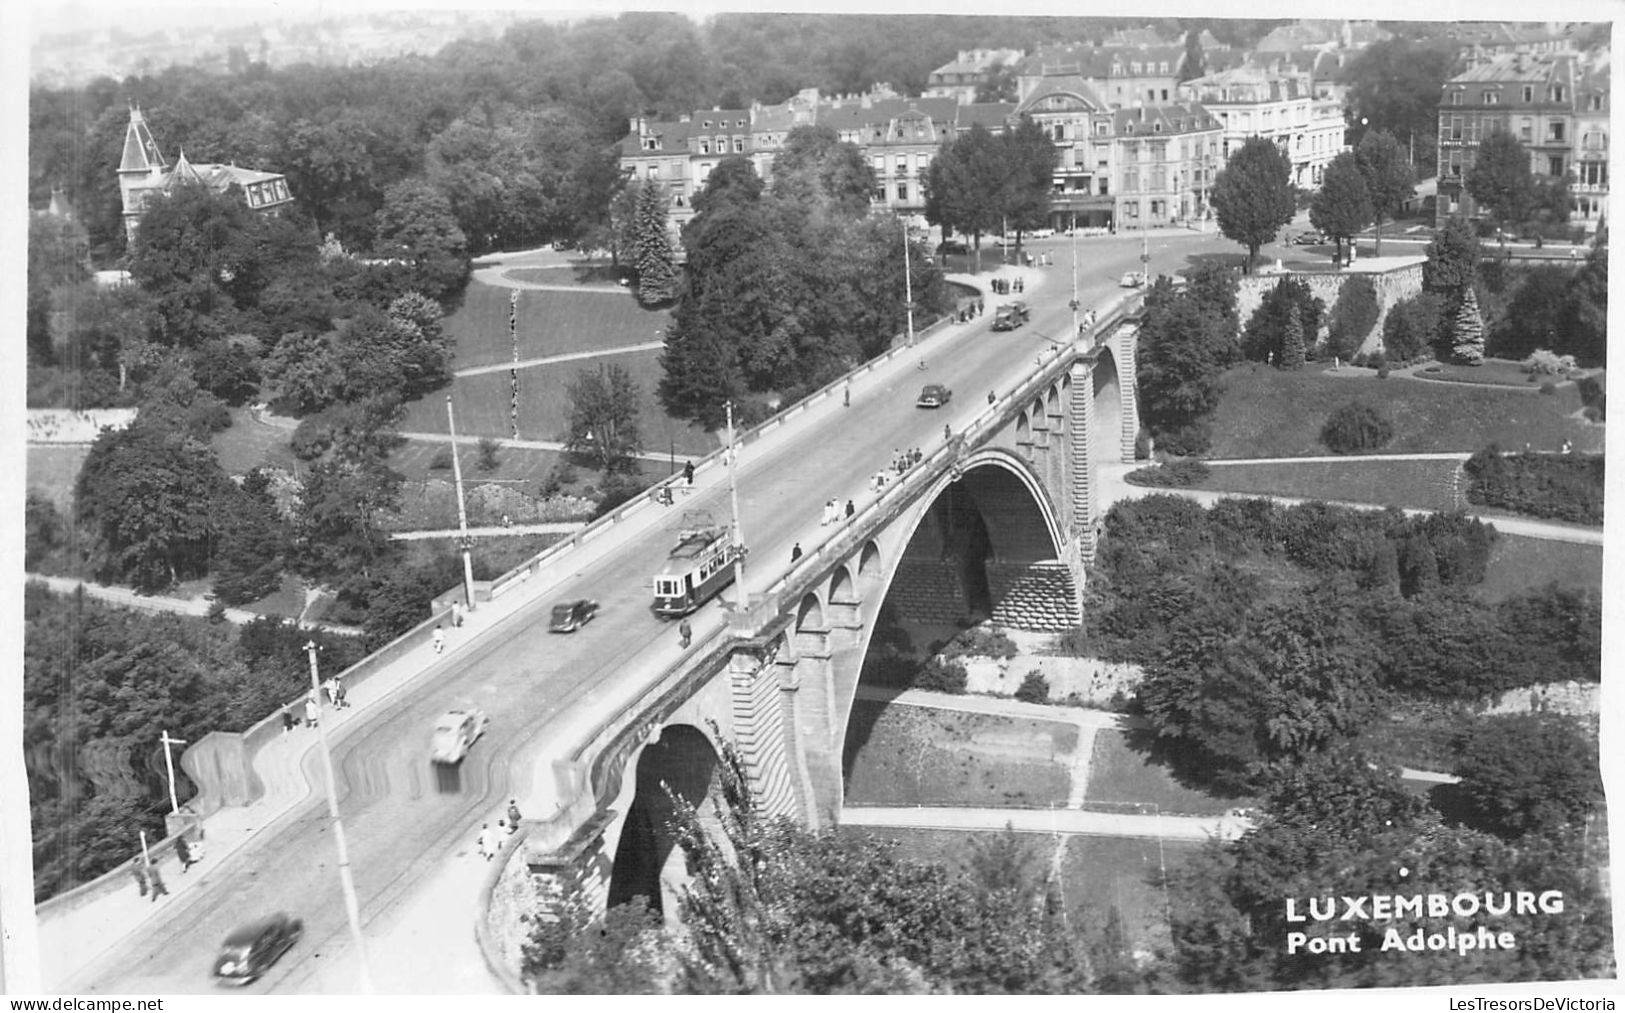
{"left": 1309, "top": 151, "right": 1373, "bottom": 264}
{"left": 1211, "top": 137, "right": 1296, "bottom": 272}
{"left": 1343, "top": 37, "right": 1457, "bottom": 176}
{"left": 1466, "top": 132, "right": 1536, "bottom": 235}
{"left": 923, "top": 118, "right": 1056, "bottom": 251}
{"left": 1354, "top": 130, "right": 1416, "bottom": 257}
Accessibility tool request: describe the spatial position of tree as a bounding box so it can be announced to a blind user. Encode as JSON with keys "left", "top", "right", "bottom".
{"left": 1423, "top": 216, "right": 1480, "bottom": 306}
{"left": 631, "top": 180, "right": 679, "bottom": 305}
{"left": 1309, "top": 152, "right": 1372, "bottom": 266}
{"left": 1135, "top": 280, "right": 1230, "bottom": 449}
{"left": 1278, "top": 303, "right": 1306, "bottom": 369}
{"left": 999, "top": 116, "right": 1059, "bottom": 236}
{"left": 1179, "top": 29, "right": 1205, "bottom": 82}
{"left": 1014, "top": 671, "right": 1050, "bottom": 704}
{"left": 210, "top": 469, "right": 288, "bottom": 606}
{"left": 1211, "top": 136, "right": 1296, "bottom": 273}
{"left": 1324, "top": 275, "right": 1379, "bottom": 361}
{"left": 1451, "top": 286, "right": 1485, "bottom": 365}
{"left": 770, "top": 124, "right": 877, "bottom": 218}
{"left": 373, "top": 177, "right": 471, "bottom": 301}
{"left": 1355, "top": 130, "right": 1416, "bottom": 257}
{"left": 974, "top": 61, "right": 1018, "bottom": 102}
{"left": 28, "top": 211, "right": 91, "bottom": 366}
{"left": 1454, "top": 714, "right": 1602, "bottom": 838}
{"left": 264, "top": 329, "right": 342, "bottom": 415}
{"left": 1184, "top": 261, "right": 1241, "bottom": 358}
{"left": 923, "top": 122, "right": 1007, "bottom": 256}
{"left": 74, "top": 418, "right": 236, "bottom": 591}
{"left": 1241, "top": 278, "right": 1324, "bottom": 364}
{"left": 565, "top": 363, "right": 643, "bottom": 473}
{"left": 1466, "top": 132, "right": 1536, "bottom": 238}
{"left": 25, "top": 492, "right": 66, "bottom": 570}
{"left": 1343, "top": 38, "right": 1453, "bottom": 175}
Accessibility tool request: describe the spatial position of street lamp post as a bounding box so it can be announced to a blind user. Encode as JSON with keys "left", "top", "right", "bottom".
{"left": 901, "top": 218, "right": 916, "bottom": 347}
{"left": 723, "top": 401, "right": 747, "bottom": 611}
{"left": 1069, "top": 211, "right": 1079, "bottom": 339}
{"left": 159, "top": 730, "right": 187, "bottom": 815}
{"left": 305, "top": 641, "right": 374, "bottom": 993}
{"left": 444, "top": 396, "right": 476, "bottom": 613}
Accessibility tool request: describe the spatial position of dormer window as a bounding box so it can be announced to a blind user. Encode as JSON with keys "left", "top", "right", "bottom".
{"left": 699, "top": 139, "right": 710, "bottom": 154}
{"left": 1484, "top": 90, "right": 1499, "bottom": 104}
{"left": 1451, "top": 91, "right": 1463, "bottom": 105}
{"left": 642, "top": 138, "right": 658, "bottom": 150}
{"left": 1552, "top": 85, "right": 1566, "bottom": 102}
{"left": 736, "top": 119, "right": 745, "bottom": 128}
{"left": 702, "top": 120, "right": 712, "bottom": 128}
{"left": 1522, "top": 85, "right": 1534, "bottom": 102}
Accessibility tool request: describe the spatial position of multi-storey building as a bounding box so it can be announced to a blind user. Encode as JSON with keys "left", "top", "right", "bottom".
{"left": 1434, "top": 53, "right": 1597, "bottom": 228}
{"left": 1571, "top": 65, "right": 1609, "bottom": 229}
{"left": 117, "top": 105, "right": 292, "bottom": 241}
{"left": 1014, "top": 75, "right": 1221, "bottom": 232}
{"left": 1176, "top": 65, "right": 1346, "bottom": 187}
{"left": 1015, "top": 42, "right": 1188, "bottom": 110}
{"left": 814, "top": 96, "right": 959, "bottom": 213}
{"left": 924, "top": 48, "right": 1026, "bottom": 102}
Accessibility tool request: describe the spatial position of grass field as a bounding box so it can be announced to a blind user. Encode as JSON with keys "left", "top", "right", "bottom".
{"left": 445, "top": 284, "right": 671, "bottom": 369}
{"left": 1083, "top": 729, "right": 1245, "bottom": 816}
{"left": 24, "top": 445, "right": 92, "bottom": 512}
{"left": 503, "top": 265, "right": 623, "bottom": 287}
{"left": 1206, "top": 365, "right": 1603, "bottom": 459}
{"left": 1473, "top": 533, "right": 1604, "bottom": 601}
{"left": 1196, "top": 458, "right": 1465, "bottom": 511}
{"left": 1410, "top": 359, "right": 1589, "bottom": 389}
{"left": 842, "top": 700, "right": 1074, "bottom": 808}
{"left": 211, "top": 409, "right": 305, "bottom": 476}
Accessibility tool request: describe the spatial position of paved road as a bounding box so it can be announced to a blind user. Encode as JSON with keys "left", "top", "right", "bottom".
{"left": 72, "top": 231, "right": 1218, "bottom": 994}
{"left": 841, "top": 806, "right": 1249, "bottom": 841}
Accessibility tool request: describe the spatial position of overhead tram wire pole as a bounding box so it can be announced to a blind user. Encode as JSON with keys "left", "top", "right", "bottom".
{"left": 1069, "top": 211, "right": 1080, "bottom": 340}
{"left": 305, "top": 641, "right": 374, "bottom": 994}
{"left": 445, "top": 395, "right": 476, "bottom": 613}
{"left": 902, "top": 216, "right": 916, "bottom": 347}
{"left": 723, "top": 401, "right": 749, "bottom": 614}
{"left": 159, "top": 730, "right": 187, "bottom": 815}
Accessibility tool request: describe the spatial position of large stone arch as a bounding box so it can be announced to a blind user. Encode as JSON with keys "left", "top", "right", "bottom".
{"left": 1092, "top": 343, "right": 1125, "bottom": 464}
{"left": 604, "top": 722, "right": 723, "bottom": 916}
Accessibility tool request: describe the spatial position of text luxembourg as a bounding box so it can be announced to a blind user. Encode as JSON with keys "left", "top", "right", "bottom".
{"left": 1286, "top": 890, "right": 1564, "bottom": 923}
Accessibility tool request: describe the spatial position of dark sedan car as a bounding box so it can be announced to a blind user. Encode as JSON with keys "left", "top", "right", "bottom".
{"left": 214, "top": 913, "right": 303, "bottom": 985}
{"left": 916, "top": 384, "right": 952, "bottom": 409}
{"left": 549, "top": 598, "right": 600, "bottom": 633}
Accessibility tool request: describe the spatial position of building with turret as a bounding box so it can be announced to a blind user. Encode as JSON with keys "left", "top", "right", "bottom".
{"left": 117, "top": 105, "right": 293, "bottom": 242}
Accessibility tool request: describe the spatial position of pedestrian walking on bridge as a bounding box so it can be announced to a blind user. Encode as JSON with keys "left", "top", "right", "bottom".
{"left": 679, "top": 620, "right": 693, "bottom": 648}
{"left": 147, "top": 862, "right": 168, "bottom": 902}
{"left": 508, "top": 800, "right": 523, "bottom": 828}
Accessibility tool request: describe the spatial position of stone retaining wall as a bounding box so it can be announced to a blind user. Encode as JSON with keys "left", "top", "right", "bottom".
{"left": 1237, "top": 261, "right": 1424, "bottom": 358}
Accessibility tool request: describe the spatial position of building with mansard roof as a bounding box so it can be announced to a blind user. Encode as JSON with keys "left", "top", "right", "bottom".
{"left": 1176, "top": 65, "right": 1347, "bottom": 188}
{"left": 924, "top": 48, "right": 1026, "bottom": 102}
{"left": 117, "top": 105, "right": 292, "bottom": 242}
{"left": 1015, "top": 42, "right": 1188, "bottom": 110}
{"left": 1435, "top": 51, "right": 1603, "bottom": 230}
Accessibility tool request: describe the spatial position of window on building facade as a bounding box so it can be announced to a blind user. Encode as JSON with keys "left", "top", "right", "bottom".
{"left": 1580, "top": 161, "right": 1607, "bottom": 186}
{"left": 1451, "top": 91, "right": 1462, "bottom": 105}
{"left": 1548, "top": 155, "right": 1564, "bottom": 177}
{"left": 1450, "top": 116, "right": 1463, "bottom": 141}
{"left": 1552, "top": 85, "right": 1565, "bottom": 102}
{"left": 1161, "top": 89, "right": 1169, "bottom": 101}
{"left": 1548, "top": 120, "right": 1565, "bottom": 142}
{"left": 1151, "top": 199, "right": 1165, "bottom": 217}
{"left": 699, "top": 139, "right": 710, "bottom": 154}
{"left": 1589, "top": 94, "right": 1604, "bottom": 111}
{"left": 734, "top": 138, "right": 744, "bottom": 152}
{"left": 647, "top": 165, "right": 658, "bottom": 179}
{"left": 643, "top": 138, "right": 658, "bottom": 151}
{"left": 873, "top": 185, "right": 885, "bottom": 202}
{"left": 1522, "top": 85, "right": 1534, "bottom": 102}
{"left": 1519, "top": 117, "right": 1533, "bottom": 141}
{"left": 897, "top": 182, "right": 909, "bottom": 201}
{"left": 1484, "top": 90, "right": 1499, "bottom": 103}
{"left": 896, "top": 155, "right": 907, "bottom": 173}
{"left": 1099, "top": 178, "right": 1110, "bottom": 195}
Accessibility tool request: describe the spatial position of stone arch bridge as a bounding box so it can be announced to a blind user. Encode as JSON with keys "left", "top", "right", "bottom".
{"left": 489, "top": 308, "right": 1144, "bottom": 957}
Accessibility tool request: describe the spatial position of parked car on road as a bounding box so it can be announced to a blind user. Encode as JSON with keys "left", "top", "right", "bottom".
{"left": 549, "top": 599, "right": 599, "bottom": 633}
{"left": 430, "top": 708, "right": 488, "bottom": 764}
{"left": 916, "top": 384, "right": 952, "bottom": 408}
{"left": 1119, "top": 271, "right": 1146, "bottom": 288}
{"left": 1029, "top": 228, "right": 1056, "bottom": 239}
{"left": 1291, "top": 230, "right": 1325, "bottom": 245}
{"left": 214, "top": 913, "right": 303, "bottom": 985}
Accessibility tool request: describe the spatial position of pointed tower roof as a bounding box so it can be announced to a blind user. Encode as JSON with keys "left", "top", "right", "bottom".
{"left": 119, "top": 104, "right": 165, "bottom": 175}
{"left": 170, "top": 147, "right": 203, "bottom": 186}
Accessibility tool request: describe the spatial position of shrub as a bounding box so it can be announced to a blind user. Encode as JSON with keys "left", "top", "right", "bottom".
{"left": 1523, "top": 349, "right": 1577, "bottom": 375}
{"left": 1377, "top": 362, "right": 1391, "bottom": 379}
{"left": 940, "top": 625, "right": 1018, "bottom": 660}
{"left": 1320, "top": 401, "right": 1395, "bottom": 454}
{"left": 1575, "top": 374, "right": 1605, "bottom": 419}
{"left": 428, "top": 449, "right": 453, "bottom": 470}
{"left": 915, "top": 657, "right": 968, "bottom": 694}
{"left": 1583, "top": 406, "right": 1603, "bottom": 423}
{"left": 1125, "top": 461, "right": 1212, "bottom": 488}
{"left": 1243, "top": 277, "right": 1326, "bottom": 364}
{"left": 1015, "top": 671, "right": 1050, "bottom": 704}
{"left": 1463, "top": 445, "right": 1604, "bottom": 524}
{"left": 290, "top": 414, "right": 335, "bottom": 460}
{"left": 1134, "top": 427, "right": 1153, "bottom": 460}
{"left": 1382, "top": 292, "right": 1443, "bottom": 364}
{"left": 1539, "top": 382, "right": 1557, "bottom": 396}
{"left": 1153, "top": 421, "right": 1211, "bottom": 457}
{"left": 476, "top": 438, "right": 501, "bottom": 472}
{"left": 1325, "top": 275, "right": 1379, "bottom": 361}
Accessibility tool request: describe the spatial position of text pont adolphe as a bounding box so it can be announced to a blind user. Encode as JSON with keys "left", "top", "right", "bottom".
{"left": 1283, "top": 890, "right": 1565, "bottom": 957}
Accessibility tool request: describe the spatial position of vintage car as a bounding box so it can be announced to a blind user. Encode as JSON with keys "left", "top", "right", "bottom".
{"left": 430, "top": 708, "right": 489, "bottom": 765}
{"left": 549, "top": 598, "right": 599, "bottom": 633}
{"left": 213, "top": 913, "right": 303, "bottom": 985}
{"left": 916, "top": 384, "right": 953, "bottom": 409}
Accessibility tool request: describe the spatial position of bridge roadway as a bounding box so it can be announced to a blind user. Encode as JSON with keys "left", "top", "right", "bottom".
{"left": 72, "top": 231, "right": 1219, "bottom": 994}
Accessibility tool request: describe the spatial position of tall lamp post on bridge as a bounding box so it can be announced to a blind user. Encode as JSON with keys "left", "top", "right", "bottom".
{"left": 159, "top": 730, "right": 187, "bottom": 815}
{"left": 901, "top": 217, "right": 916, "bottom": 347}
{"left": 724, "top": 401, "right": 748, "bottom": 612}
{"left": 445, "top": 395, "right": 476, "bottom": 614}
{"left": 305, "top": 641, "right": 374, "bottom": 994}
{"left": 1069, "top": 211, "right": 1080, "bottom": 340}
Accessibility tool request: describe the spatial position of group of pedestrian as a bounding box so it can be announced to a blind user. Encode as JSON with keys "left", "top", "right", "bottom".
{"left": 991, "top": 277, "right": 1024, "bottom": 295}
{"left": 174, "top": 834, "right": 204, "bottom": 873}
{"left": 131, "top": 857, "right": 169, "bottom": 902}
{"left": 820, "top": 498, "right": 855, "bottom": 526}
{"left": 955, "top": 300, "right": 984, "bottom": 324}
{"left": 322, "top": 675, "right": 349, "bottom": 710}
{"left": 891, "top": 447, "right": 922, "bottom": 474}
{"left": 476, "top": 802, "right": 525, "bottom": 860}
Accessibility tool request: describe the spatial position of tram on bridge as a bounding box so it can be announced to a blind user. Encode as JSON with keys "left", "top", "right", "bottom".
{"left": 652, "top": 513, "right": 741, "bottom": 618}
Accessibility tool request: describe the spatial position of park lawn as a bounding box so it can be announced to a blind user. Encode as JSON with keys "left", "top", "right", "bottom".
{"left": 1205, "top": 365, "right": 1601, "bottom": 459}
{"left": 444, "top": 283, "right": 672, "bottom": 369}
{"left": 25, "top": 445, "right": 92, "bottom": 513}
{"left": 1194, "top": 458, "right": 1465, "bottom": 512}
{"left": 1060, "top": 834, "right": 1204, "bottom": 956}
{"left": 211, "top": 408, "right": 303, "bottom": 476}
{"left": 842, "top": 699, "right": 1074, "bottom": 808}
{"left": 1411, "top": 358, "right": 1584, "bottom": 389}
{"left": 1473, "top": 533, "right": 1604, "bottom": 602}
{"left": 503, "top": 265, "right": 624, "bottom": 287}
{"left": 396, "top": 349, "right": 717, "bottom": 459}
{"left": 1084, "top": 729, "right": 1247, "bottom": 815}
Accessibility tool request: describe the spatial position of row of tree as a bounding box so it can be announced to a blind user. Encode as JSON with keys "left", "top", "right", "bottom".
{"left": 24, "top": 585, "right": 365, "bottom": 899}
{"left": 656, "top": 129, "right": 952, "bottom": 429}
